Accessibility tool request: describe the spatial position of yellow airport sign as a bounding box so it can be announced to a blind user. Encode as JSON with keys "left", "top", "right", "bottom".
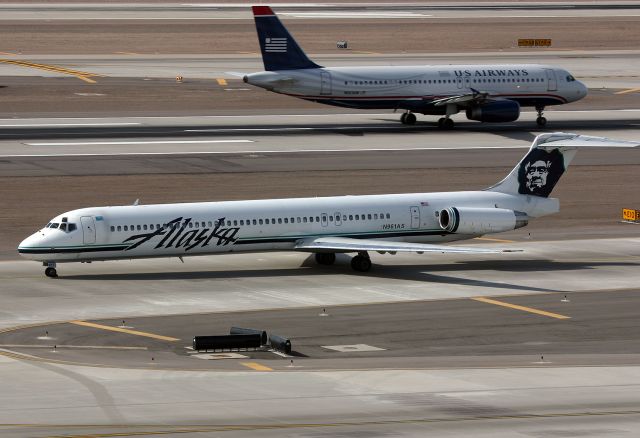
{"left": 518, "top": 39, "right": 552, "bottom": 47}
{"left": 622, "top": 208, "right": 639, "bottom": 223}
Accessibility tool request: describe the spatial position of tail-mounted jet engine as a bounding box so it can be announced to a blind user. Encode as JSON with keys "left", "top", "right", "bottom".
{"left": 466, "top": 100, "right": 520, "bottom": 123}
{"left": 439, "top": 207, "right": 528, "bottom": 234}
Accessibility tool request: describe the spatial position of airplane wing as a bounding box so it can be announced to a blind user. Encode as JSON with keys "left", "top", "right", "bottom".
{"left": 294, "top": 236, "right": 518, "bottom": 254}
{"left": 431, "top": 88, "right": 491, "bottom": 107}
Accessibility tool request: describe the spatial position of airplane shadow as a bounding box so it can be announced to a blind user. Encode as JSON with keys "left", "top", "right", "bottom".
{"left": 60, "top": 256, "right": 638, "bottom": 295}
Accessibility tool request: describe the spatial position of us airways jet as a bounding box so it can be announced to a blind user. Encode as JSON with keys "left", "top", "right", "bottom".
{"left": 243, "top": 6, "right": 587, "bottom": 129}
{"left": 19, "top": 133, "right": 638, "bottom": 278}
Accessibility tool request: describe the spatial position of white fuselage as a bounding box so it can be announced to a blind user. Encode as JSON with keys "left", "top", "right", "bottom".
{"left": 18, "top": 190, "right": 558, "bottom": 263}
{"left": 244, "top": 64, "right": 587, "bottom": 113}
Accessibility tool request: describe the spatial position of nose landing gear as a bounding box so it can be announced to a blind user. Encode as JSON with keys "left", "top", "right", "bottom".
{"left": 536, "top": 106, "right": 547, "bottom": 127}
{"left": 44, "top": 262, "right": 57, "bottom": 278}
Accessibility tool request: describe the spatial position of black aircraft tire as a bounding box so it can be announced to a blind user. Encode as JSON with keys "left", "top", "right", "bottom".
{"left": 405, "top": 113, "right": 416, "bottom": 125}
{"left": 351, "top": 255, "right": 372, "bottom": 272}
{"left": 536, "top": 116, "right": 547, "bottom": 127}
{"left": 400, "top": 113, "right": 407, "bottom": 124}
{"left": 45, "top": 267, "right": 58, "bottom": 278}
{"left": 315, "top": 252, "right": 336, "bottom": 265}
{"left": 444, "top": 118, "right": 455, "bottom": 129}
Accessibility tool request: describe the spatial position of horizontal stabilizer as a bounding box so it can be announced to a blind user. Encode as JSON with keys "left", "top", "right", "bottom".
{"left": 295, "top": 236, "right": 517, "bottom": 254}
{"left": 533, "top": 132, "right": 640, "bottom": 150}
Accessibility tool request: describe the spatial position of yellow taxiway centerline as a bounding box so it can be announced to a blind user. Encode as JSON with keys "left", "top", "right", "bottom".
{"left": 240, "top": 362, "right": 273, "bottom": 371}
{"left": 474, "top": 237, "right": 516, "bottom": 243}
{"left": 216, "top": 78, "right": 228, "bottom": 86}
{"left": 0, "top": 59, "right": 103, "bottom": 83}
{"left": 69, "top": 320, "right": 180, "bottom": 342}
{"left": 615, "top": 87, "right": 640, "bottom": 95}
{"left": 472, "top": 297, "right": 571, "bottom": 320}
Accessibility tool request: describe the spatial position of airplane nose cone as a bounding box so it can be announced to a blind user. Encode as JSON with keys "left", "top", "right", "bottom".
{"left": 18, "top": 232, "right": 43, "bottom": 259}
{"left": 578, "top": 81, "right": 588, "bottom": 98}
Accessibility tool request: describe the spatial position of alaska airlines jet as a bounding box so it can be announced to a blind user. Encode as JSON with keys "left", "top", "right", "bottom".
{"left": 19, "top": 133, "right": 638, "bottom": 278}
{"left": 243, "top": 6, "right": 587, "bottom": 129}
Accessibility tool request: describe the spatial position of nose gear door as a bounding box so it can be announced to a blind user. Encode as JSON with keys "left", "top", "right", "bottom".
{"left": 80, "top": 216, "right": 96, "bottom": 244}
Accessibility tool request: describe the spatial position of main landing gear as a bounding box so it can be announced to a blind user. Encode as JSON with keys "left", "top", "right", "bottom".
{"left": 44, "top": 262, "right": 58, "bottom": 278}
{"left": 400, "top": 112, "right": 417, "bottom": 125}
{"left": 437, "top": 117, "right": 454, "bottom": 130}
{"left": 350, "top": 252, "right": 372, "bottom": 272}
{"left": 315, "top": 252, "right": 336, "bottom": 265}
{"left": 536, "top": 106, "right": 547, "bottom": 127}
{"left": 314, "top": 251, "right": 371, "bottom": 272}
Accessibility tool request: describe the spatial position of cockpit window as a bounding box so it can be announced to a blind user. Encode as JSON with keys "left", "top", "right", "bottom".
{"left": 49, "top": 223, "right": 59, "bottom": 229}
{"left": 68, "top": 224, "right": 77, "bottom": 232}
{"left": 566, "top": 75, "right": 575, "bottom": 82}
{"left": 59, "top": 223, "right": 67, "bottom": 232}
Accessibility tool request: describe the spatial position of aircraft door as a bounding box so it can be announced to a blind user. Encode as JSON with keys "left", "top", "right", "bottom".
{"left": 410, "top": 206, "right": 420, "bottom": 229}
{"left": 545, "top": 69, "right": 557, "bottom": 91}
{"left": 80, "top": 216, "right": 96, "bottom": 244}
{"left": 320, "top": 71, "right": 332, "bottom": 95}
{"left": 334, "top": 212, "right": 342, "bottom": 226}
{"left": 321, "top": 213, "right": 328, "bottom": 227}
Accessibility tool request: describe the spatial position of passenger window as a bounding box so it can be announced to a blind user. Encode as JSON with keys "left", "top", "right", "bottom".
{"left": 349, "top": 215, "right": 353, "bottom": 220}
{"left": 374, "top": 214, "right": 378, "bottom": 219}
{"left": 253, "top": 219, "right": 257, "bottom": 225}
{"left": 233, "top": 220, "right": 238, "bottom": 226}
{"left": 309, "top": 217, "right": 314, "bottom": 223}
{"left": 259, "top": 219, "right": 263, "bottom": 225}
{"left": 240, "top": 220, "right": 244, "bottom": 226}
{"left": 143, "top": 224, "right": 148, "bottom": 230}
{"left": 278, "top": 218, "right": 282, "bottom": 224}
{"left": 368, "top": 214, "right": 372, "bottom": 220}
{"left": 297, "top": 217, "right": 301, "bottom": 223}
{"left": 271, "top": 218, "right": 276, "bottom": 224}
{"left": 290, "top": 217, "right": 294, "bottom": 223}
{"left": 343, "top": 215, "right": 347, "bottom": 221}
{"left": 303, "top": 217, "right": 308, "bottom": 223}
{"left": 329, "top": 216, "right": 333, "bottom": 221}
{"left": 386, "top": 213, "right": 391, "bottom": 219}
{"left": 355, "top": 215, "right": 359, "bottom": 220}
{"left": 110, "top": 226, "right": 115, "bottom": 232}
{"left": 316, "top": 216, "right": 320, "bottom": 222}
{"left": 117, "top": 226, "right": 122, "bottom": 232}
{"left": 284, "top": 218, "right": 288, "bottom": 224}
{"left": 124, "top": 225, "right": 128, "bottom": 231}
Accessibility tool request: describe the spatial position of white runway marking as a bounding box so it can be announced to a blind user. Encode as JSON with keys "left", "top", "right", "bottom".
{"left": 2, "top": 145, "right": 529, "bottom": 158}
{"left": 0, "top": 122, "right": 141, "bottom": 127}
{"left": 26, "top": 139, "right": 254, "bottom": 146}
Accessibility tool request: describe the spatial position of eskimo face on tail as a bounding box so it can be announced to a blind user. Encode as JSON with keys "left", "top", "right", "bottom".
{"left": 517, "top": 148, "right": 565, "bottom": 197}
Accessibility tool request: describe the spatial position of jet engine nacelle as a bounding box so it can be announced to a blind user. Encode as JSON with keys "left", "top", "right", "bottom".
{"left": 438, "top": 207, "right": 528, "bottom": 234}
{"left": 465, "top": 100, "right": 520, "bottom": 123}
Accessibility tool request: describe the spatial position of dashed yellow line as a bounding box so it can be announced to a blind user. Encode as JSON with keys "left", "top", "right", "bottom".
{"left": 240, "top": 361, "right": 273, "bottom": 371}
{"left": 472, "top": 297, "right": 571, "bottom": 320}
{"left": 69, "top": 321, "right": 179, "bottom": 342}
{"left": 216, "top": 78, "right": 228, "bottom": 86}
{"left": 615, "top": 87, "right": 640, "bottom": 95}
{"left": 114, "top": 51, "right": 139, "bottom": 55}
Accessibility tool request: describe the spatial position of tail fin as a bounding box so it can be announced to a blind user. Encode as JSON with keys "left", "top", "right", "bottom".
{"left": 487, "top": 133, "right": 639, "bottom": 198}
{"left": 252, "top": 6, "right": 321, "bottom": 71}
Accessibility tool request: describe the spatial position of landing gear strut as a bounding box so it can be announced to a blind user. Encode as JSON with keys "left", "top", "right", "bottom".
{"left": 400, "top": 112, "right": 416, "bottom": 125}
{"left": 437, "top": 117, "right": 454, "bottom": 130}
{"left": 350, "top": 252, "right": 372, "bottom": 272}
{"left": 536, "top": 106, "right": 547, "bottom": 127}
{"left": 315, "top": 252, "right": 336, "bottom": 266}
{"left": 44, "top": 263, "right": 58, "bottom": 278}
